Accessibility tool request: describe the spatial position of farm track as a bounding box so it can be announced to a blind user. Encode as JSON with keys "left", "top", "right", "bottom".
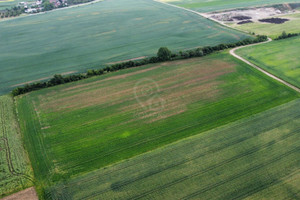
{"left": 230, "top": 38, "right": 300, "bottom": 93}
{"left": 154, "top": 0, "right": 300, "bottom": 94}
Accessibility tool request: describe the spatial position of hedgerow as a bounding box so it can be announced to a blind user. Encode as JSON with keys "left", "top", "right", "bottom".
{"left": 274, "top": 31, "right": 300, "bottom": 40}
{"left": 12, "top": 35, "right": 268, "bottom": 96}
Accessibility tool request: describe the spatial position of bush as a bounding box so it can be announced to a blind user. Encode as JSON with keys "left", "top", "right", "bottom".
{"left": 157, "top": 47, "right": 172, "bottom": 61}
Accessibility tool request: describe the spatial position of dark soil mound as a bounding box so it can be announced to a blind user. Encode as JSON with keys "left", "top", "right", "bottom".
{"left": 232, "top": 16, "right": 252, "bottom": 20}
{"left": 237, "top": 20, "right": 253, "bottom": 25}
{"left": 259, "top": 18, "right": 289, "bottom": 24}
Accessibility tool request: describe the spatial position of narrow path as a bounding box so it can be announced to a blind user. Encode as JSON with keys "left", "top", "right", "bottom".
{"left": 155, "top": 0, "right": 300, "bottom": 94}
{"left": 230, "top": 38, "right": 300, "bottom": 93}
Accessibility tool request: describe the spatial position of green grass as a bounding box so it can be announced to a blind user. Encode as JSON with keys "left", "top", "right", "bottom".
{"left": 162, "top": 0, "right": 300, "bottom": 12}
{"left": 0, "top": 0, "right": 251, "bottom": 95}
{"left": 232, "top": 13, "right": 300, "bottom": 38}
{"left": 16, "top": 52, "right": 299, "bottom": 196}
{"left": 236, "top": 36, "right": 300, "bottom": 88}
{"left": 46, "top": 98, "right": 300, "bottom": 200}
{"left": 0, "top": 95, "right": 33, "bottom": 198}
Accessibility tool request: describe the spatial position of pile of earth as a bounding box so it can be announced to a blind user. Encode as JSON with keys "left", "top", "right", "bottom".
{"left": 232, "top": 16, "right": 252, "bottom": 20}
{"left": 259, "top": 18, "right": 289, "bottom": 24}
{"left": 237, "top": 20, "right": 253, "bottom": 25}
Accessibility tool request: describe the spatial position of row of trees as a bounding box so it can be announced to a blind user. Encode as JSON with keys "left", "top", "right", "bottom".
{"left": 0, "top": 6, "right": 24, "bottom": 18}
{"left": 43, "top": 0, "right": 55, "bottom": 11}
{"left": 12, "top": 35, "right": 268, "bottom": 96}
{"left": 275, "top": 31, "right": 299, "bottom": 40}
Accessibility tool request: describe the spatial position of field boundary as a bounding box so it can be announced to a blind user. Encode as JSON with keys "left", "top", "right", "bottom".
{"left": 153, "top": 0, "right": 250, "bottom": 34}
{"left": 230, "top": 38, "right": 300, "bottom": 93}
{"left": 1, "top": 187, "right": 38, "bottom": 200}
{"left": 155, "top": 0, "right": 300, "bottom": 94}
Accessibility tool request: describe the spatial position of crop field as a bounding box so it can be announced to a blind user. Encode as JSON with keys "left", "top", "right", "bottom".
{"left": 233, "top": 13, "right": 300, "bottom": 38}
{"left": 236, "top": 36, "right": 300, "bottom": 88}
{"left": 0, "top": 0, "right": 252, "bottom": 95}
{"left": 0, "top": 95, "right": 33, "bottom": 198}
{"left": 0, "top": 0, "right": 24, "bottom": 10}
{"left": 46, "top": 98, "right": 300, "bottom": 200}
{"left": 161, "top": 0, "right": 300, "bottom": 12}
{"left": 16, "top": 52, "right": 299, "bottom": 195}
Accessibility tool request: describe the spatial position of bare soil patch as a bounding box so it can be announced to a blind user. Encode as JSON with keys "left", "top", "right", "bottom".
{"left": 208, "top": 4, "right": 298, "bottom": 25}
{"left": 232, "top": 16, "right": 252, "bottom": 20}
{"left": 1, "top": 187, "right": 38, "bottom": 200}
{"left": 259, "top": 17, "right": 289, "bottom": 24}
{"left": 237, "top": 20, "right": 253, "bottom": 25}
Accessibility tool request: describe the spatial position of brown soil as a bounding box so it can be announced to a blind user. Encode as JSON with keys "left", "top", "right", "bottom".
{"left": 1, "top": 187, "right": 38, "bottom": 200}
{"left": 232, "top": 16, "right": 252, "bottom": 20}
{"left": 39, "top": 58, "right": 236, "bottom": 125}
{"left": 237, "top": 20, "right": 253, "bottom": 25}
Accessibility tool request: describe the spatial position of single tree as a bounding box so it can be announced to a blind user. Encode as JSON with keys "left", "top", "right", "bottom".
{"left": 157, "top": 47, "right": 172, "bottom": 61}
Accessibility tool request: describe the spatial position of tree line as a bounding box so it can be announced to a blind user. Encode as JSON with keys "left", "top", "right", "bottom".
{"left": 0, "top": 6, "right": 24, "bottom": 18}
{"left": 12, "top": 35, "right": 268, "bottom": 96}
{"left": 275, "top": 31, "right": 299, "bottom": 40}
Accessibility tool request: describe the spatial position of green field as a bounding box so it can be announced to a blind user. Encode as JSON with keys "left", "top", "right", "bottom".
{"left": 0, "top": 95, "right": 33, "bottom": 198}
{"left": 16, "top": 52, "right": 299, "bottom": 196}
{"left": 236, "top": 36, "right": 300, "bottom": 88}
{"left": 46, "top": 98, "right": 300, "bottom": 199}
{"left": 162, "top": 0, "right": 300, "bottom": 12}
{"left": 0, "top": 0, "right": 25, "bottom": 10}
{"left": 232, "top": 13, "right": 300, "bottom": 38}
{"left": 0, "top": 0, "right": 252, "bottom": 95}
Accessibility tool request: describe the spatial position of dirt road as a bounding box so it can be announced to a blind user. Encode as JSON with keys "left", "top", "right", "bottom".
{"left": 155, "top": 0, "right": 300, "bottom": 93}
{"left": 1, "top": 187, "right": 38, "bottom": 200}
{"left": 230, "top": 38, "right": 300, "bottom": 93}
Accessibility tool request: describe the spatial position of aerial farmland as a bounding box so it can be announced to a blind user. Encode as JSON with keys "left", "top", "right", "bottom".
{"left": 0, "top": 0, "right": 300, "bottom": 199}
{"left": 0, "top": 0, "right": 250, "bottom": 95}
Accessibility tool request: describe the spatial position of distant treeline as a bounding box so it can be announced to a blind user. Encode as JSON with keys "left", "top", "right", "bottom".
{"left": 0, "top": 6, "right": 24, "bottom": 18}
{"left": 12, "top": 35, "right": 268, "bottom": 96}
{"left": 275, "top": 31, "right": 300, "bottom": 40}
